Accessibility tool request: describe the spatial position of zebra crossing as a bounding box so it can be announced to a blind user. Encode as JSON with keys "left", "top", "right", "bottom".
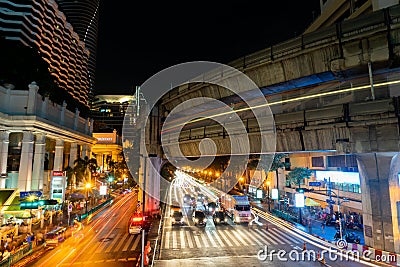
{"left": 162, "top": 227, "right": 304, "bottom": 250}
{"left": 93, "top": 233, "right": 143, "bottom": 254}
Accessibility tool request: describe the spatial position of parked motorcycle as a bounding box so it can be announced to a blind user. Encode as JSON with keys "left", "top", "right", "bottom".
{"left": 345, "top": 232, "right": 360, "bottom": 244}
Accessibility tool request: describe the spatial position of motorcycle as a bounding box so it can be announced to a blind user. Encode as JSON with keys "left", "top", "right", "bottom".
{"left": 334, "top": 230, "right": 342, "bottom": 240}
{"left": 345, "top": 232, "right": 360, "bottom": 244}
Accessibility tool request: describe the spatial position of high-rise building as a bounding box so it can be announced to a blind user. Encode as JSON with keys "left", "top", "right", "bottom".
{"left": 55, "top": 0, "right": 100, "bottom": 96}
{"left": 91, "top": 95, "right": 135, "bottom": 134}
{"left": 0, "top": 0, "right": 91, "bottom": 107}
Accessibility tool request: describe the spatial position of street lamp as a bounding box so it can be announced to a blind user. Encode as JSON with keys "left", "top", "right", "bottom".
{"left": 266, "top": 181, "right": 271, "bottom": 212}
{"left": 85, "top": 182, "right": 91, "bottom": 214}
{"left": 108, "top": 176, "right": 113, "bottom": 198}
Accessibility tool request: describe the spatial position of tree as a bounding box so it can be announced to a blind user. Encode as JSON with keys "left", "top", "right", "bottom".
{"left": 252, "top": 153, "right": 290, "bottom": 189}
{"left": 73, "top": 156, "right": 97, "bottom": 186}
{"left": 286, "top": 167, "right": 313, "bottom": 188}
{"left": 64, "top": 166, "right": 74, "bottom": 191}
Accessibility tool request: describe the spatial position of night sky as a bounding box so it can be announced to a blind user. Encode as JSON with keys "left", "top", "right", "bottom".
{"left": 95, "top": 1, "right": 321, "bottom": 95}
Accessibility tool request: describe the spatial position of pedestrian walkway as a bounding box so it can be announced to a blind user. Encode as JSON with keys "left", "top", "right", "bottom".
{"left": 253, "top": 202, "right": 365, "bottom": 245}
{"left": 162, "top": 227, "right": 304, "bottom": 250}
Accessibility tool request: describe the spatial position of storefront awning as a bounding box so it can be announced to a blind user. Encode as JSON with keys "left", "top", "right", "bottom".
{"left": 305, "top": 198, "right": 328, "bottom": 208}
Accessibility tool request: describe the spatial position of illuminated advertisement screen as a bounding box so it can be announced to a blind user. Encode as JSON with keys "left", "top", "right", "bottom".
{"left": 295, "top": 193, "right": 305, "bottom": 208}
{"left": 315, "top": 170, "right": 360, "bottom": 185}
{"left": 271, "top": 189, "right": 279, "bottom": 200}
{"left": 256, "top": 189, "right": 263, "bottom": 199}
{"left": 100, "top": 185, "right": 107, "bottom": 195}
{"left": 51, "top": 176, "right": 65, "bottom": 202}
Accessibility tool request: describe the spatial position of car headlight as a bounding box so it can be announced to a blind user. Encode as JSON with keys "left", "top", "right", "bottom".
{"left": 172, "top": 218, "right": 175, "bottom": 222}
{"left": 195, "top": 218, "right": 199, "bottom": 222}
{"left": 224, "top": 218, "right": 228, "bottom": 222}
{"left": 216, "top": 218, "right": 220, "bottom": 223}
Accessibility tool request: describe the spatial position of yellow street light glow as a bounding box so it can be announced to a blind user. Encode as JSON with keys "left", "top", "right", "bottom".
{"left": 85, "top": 183, "right": 91, "bottom": 189}
{"left": 163, "top": 80, "right": 400, "bottom": 130}
{"left": 28, "top": 195, "right": 36, "bottom": 202}
{"left": 266, "top": 181, "right": 271, "bottom": 186}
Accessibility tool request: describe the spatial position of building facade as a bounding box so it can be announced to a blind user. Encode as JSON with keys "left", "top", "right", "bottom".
{"left": 91, "top": 95, "right": 135, "bottom": 134}
{"left": 0, "top": 82, "right": 96, "bottom": 194}
{"left": 0, "top": 0, "right": 91, "bottom": 107}
{"left": 55, "top": 0, "right": 100, "bottom": 95}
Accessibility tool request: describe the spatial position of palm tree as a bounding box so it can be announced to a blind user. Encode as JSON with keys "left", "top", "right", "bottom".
{"left": 286, "top": 167, "right": 312, "bottom": 188}
{"left": 73, "top": 156, "right": 97, "bottom": 186}
{"left": 252, "top": 153, "right": 290, "bottom": 189}
{"left": 64, "top": 166, "right": 74, "bottom": 191}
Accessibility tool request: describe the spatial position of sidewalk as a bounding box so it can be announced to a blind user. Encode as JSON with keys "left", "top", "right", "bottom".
{"left": 252, "top": 201, "right": 365, "bottom": 245}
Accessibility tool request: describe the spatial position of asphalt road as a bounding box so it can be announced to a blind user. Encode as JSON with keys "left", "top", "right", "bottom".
{"left": 27, "top": 192, "right": 141, "bottom": 267}
{"left": 154, "top": 173, "right": 379, "bottom": 267}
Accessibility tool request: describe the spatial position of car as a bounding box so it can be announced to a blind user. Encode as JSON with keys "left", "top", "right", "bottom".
{"left": 197, "top": 193, "right": 205, "bottom": 201}
{"left": 207, "top": 202, "right": 217, "bottom": 214}
{"left": 213, "top": 210, "right": 228, "bottom": 225}
{"left": 183, "top": 194, "right": 191, "bottom": 203}
{"left": 171, "top": 211, "right": 184, "bottom": 226}
{"left": 128, "top": 216, "right": 152, "bottom": 235}
{"left": 170, "top": 204, "right": 181, "bottom": 216}
{"left": 192, "top": 210, "right": 207, "bottom": 226}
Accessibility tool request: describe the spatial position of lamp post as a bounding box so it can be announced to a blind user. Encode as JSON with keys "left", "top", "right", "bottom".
{"left": 266, "top": 181, "right": 271, "bottom": 212}
{"left": 108, "top": 176, "right": 113, "bottom": 198}
{"left": 85, "top": 182, "right": 91, "bottom": 214}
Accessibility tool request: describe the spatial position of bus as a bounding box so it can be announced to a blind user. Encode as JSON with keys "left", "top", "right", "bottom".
{"left": 45, "top": 226, "right": 67, "bottom": 247}
{"left": 222, "top": 194, "right": 251, "bottom": 223}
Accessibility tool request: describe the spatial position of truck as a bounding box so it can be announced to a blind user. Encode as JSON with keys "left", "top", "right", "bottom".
{"left": 221, "top": 194, "right": 251, "bottom": 223}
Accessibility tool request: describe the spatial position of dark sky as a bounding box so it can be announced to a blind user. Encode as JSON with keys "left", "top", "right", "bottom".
{"left": 95, "top": 1, "right": 321, "bottom": 95}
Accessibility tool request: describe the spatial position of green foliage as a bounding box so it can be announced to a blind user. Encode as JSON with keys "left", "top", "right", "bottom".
{"left": 73, "top": 156, "right": 97, "bottom": 186}
{"left": 64, "top": 166, "right": 74, "bottom": 189}
{"left": 286, "top": 167, "right": 313, "bottom": 188}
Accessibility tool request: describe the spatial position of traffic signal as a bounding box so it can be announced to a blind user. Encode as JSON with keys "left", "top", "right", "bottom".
{"left": 295, "top": 188, "right": 314, "bottom": 193}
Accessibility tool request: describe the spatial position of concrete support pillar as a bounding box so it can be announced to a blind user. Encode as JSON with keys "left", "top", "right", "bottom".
{"left": 141, "top": 156, "right": 161, "bottom": 215}
{"left": 31, "top": 134, "right": 46, "bottom": 191}
{"left": 356, "top": 152, "right": 400, "bottom": 253}
{"left": 41, "top": 97, "right": 48, "bottom": 118}
{"left": 53, "top": 140, "right": 64, "bottom": 171}
{"left": 84, "top": 118, "right": 89, "bottom": 135}
{"left": 0, "top": 131, "right": 10, "bottom": 188}
{"left": 27, "top": 82, "right": 39, "bottom": 115}
{"left": 90, "top": 118, "right": 94, "bottom": 135}
{"left": 81, "top": 145, "right": 89, "bottom": 159}
{"left": 18, "top": 131, "right": 34, "bottom": 191}
{"left": 69, "top": 143, "right": 78, "bottom": 168}
{"left": 96, "top": 153, "right": 102, "bottom": 171}
{"left": 111, "top": 151, "right": 118, "bottom": 162}
{"left": 73, "top": 108, "right": 79, "bottom": 130}
{"left": 60, "top": 101, "right": 67, "bottom": 126}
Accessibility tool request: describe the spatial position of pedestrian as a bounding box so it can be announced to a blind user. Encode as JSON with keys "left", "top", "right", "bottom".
{"left": 321, "top": 222, "right": 325, "bottom": 234}
{"left": 265, "top": 224, "right": 269, "bottom": 231}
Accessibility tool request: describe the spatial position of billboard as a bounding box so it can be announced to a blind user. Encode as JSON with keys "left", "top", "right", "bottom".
{"left": 295, "top": 193, "right": 305, "bottom": 208}
{"left": 271, "top": 188, "right": 279, "bottom": 200}
{"left": 50, "top": 175, "right": 66, "bottom": 203}
{"left": 100, "top": 185, "right": 107, "bottom": 196}
{"left": 256, "top": 189, "right": 263, "bottom": 199}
